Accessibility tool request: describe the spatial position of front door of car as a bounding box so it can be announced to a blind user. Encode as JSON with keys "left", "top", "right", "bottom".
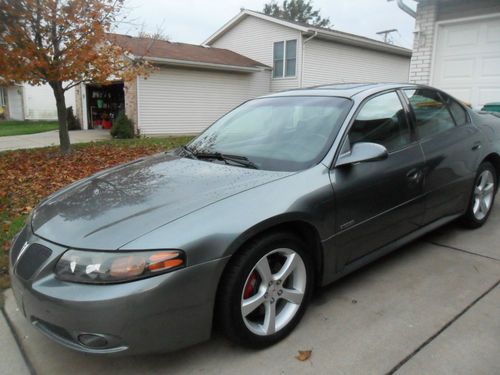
{"left": 329, "top": 91, "right": 426, "bottom": 265}
{"left": 402, "top": 88, "right": 483, "bottom": 224}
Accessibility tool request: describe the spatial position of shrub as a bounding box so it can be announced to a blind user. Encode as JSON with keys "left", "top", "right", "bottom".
{"left": 111, "top": 111, "right": 134, "bottom": 139}
{"left": 66, "top": 107, "right": 81, "bottom": 130}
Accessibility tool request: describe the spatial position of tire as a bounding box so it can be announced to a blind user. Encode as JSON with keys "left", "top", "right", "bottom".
{"left": 216, "top": 231, "right": 314, "bottom": 348}
{"left": 461, "top": 161, "right": 497, "bottom": 228}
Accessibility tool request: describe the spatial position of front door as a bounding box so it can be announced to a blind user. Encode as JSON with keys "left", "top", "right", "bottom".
{"left": 330, "top": 91, "right": 426, "bottom": 265}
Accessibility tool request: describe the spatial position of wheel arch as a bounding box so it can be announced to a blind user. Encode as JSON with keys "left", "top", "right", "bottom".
{"left": 482, "top": 153, "right": 500, "bottom": 188}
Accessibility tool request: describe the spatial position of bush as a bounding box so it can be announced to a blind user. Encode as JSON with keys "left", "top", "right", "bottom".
{"left": 111, "top": 112, "right": 134, "bottom": 139}
{"left": 66, "top": 107, "right": 81, "bottom": 130}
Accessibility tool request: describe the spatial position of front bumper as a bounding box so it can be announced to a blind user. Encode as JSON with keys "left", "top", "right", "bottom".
{"left": 9, "top": 226, "right": 228, "bottom": 355}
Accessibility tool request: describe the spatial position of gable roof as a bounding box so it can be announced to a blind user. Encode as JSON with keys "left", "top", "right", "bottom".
{"left": 203, "top": 9, "right": 412, "bottom": 57}
{"left": 109, "top": 33, "right": 270, "bottom": 72}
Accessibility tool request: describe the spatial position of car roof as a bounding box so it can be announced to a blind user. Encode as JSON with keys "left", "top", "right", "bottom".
{"left": 262, "top": 82, "right": 419, "bottom": 99}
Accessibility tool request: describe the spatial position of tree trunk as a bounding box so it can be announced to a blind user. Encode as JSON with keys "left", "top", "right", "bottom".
{"left": 51, "top": 81, "right": 71, "bottom": 154}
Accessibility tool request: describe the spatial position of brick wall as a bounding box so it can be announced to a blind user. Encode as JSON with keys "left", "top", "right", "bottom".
{"left": 409, "top": 0, "right": 437, "bottom": 85}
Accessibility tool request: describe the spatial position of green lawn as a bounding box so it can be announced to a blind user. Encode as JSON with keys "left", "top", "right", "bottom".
{"left": 0, "top": 120, "right": 59, "bottom": 137}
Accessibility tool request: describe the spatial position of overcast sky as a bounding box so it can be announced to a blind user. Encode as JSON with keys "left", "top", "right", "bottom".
{"left": 120, "top": 0, "right": 416, "bottom": 49}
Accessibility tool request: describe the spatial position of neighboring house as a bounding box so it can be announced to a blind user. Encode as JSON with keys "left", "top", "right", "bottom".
{"left": 74, "top": 9, "right": 411, "bottom": 135}
{"left": 409, "top": 0, "right": 500, "bottom": 109}
{"left": 0, "top": 83, "right": 75, "bottom": 121}
{"left": 204, "top": 9, "right": 412, "bottom": 92}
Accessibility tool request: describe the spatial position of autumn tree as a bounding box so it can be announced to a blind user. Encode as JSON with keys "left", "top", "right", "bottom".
{"left": 263, "top": 0, "right": 331, "bottom": 28}
{"left": 0, "top": 0, "right": 151, "bottom": 153}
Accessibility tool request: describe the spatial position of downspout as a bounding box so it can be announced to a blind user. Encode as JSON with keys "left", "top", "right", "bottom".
{"left": 388, "top": 0, "right": 416, "bottom": 18}
{"left": 300, "top": 31, "right": 318, "bottom": 88}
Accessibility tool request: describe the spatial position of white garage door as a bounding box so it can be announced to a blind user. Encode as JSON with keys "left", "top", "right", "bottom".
{"left": 7, "top": 86, "right": 24, "bottom": 120}
{"left": 432, "top": 15, "right": 500, "bottom": 109}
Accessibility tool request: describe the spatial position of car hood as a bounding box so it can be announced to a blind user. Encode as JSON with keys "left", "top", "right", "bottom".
{"left": 32, "top": 153, "right": 292, "bottom": 250}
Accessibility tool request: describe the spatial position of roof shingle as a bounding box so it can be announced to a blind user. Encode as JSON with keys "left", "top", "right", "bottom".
{"left": 108, "top": 33, "right": 269, "bottom": 69}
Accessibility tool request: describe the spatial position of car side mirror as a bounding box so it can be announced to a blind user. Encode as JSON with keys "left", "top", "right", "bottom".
{"left": 336, "top": 142, "right": 388, "bottom": 167}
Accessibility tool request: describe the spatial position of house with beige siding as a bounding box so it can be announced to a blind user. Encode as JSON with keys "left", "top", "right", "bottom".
{"left": 75, "top": 9, "right": 412, "bottom": 136}
{"left": 407, "top": 0, "right": 500, "bottom": 109}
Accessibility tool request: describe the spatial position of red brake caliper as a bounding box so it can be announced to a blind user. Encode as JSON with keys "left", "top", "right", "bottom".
{"left": 243, "top": 271, "right": 258, "bottom": 299}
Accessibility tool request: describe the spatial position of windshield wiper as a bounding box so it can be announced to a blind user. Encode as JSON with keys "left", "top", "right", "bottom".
{"left": 195, "top": 152, "right": 259, "bottom": 169}
{"left": 179, "top": 145, "right": 198, "bottom": 159}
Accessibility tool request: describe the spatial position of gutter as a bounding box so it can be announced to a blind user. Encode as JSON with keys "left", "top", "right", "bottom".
{"left": 388, "top": 0, "right": 416, "bottom": 18}
{"left": 300, "top": 31, "right": 318, "bottom": 88}
{"left": 136, "top": 55, "right": 268, "bottom": 73}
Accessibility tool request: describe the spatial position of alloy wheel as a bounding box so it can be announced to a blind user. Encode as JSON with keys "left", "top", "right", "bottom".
{"left": 473, "top": 169, "right": 495, "bottom": 221}
{"left": 240, "top": 248, "right": 307, "bottom": 336}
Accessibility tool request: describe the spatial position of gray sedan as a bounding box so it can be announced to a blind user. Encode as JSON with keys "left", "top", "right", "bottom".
{"left": 9, "top": 83, "right": 500, "bottom": 354}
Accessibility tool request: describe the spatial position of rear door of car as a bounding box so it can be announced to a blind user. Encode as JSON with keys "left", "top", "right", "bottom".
{"left": 402, "top": 88, "right": 482, "bottom": 224}
{"left": 329, "top": 90, "right": 426, "bottom": 265}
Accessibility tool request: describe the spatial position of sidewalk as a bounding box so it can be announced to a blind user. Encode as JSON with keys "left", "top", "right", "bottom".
{"left": 0, "top": 130, "right": 111, "bottom": 152}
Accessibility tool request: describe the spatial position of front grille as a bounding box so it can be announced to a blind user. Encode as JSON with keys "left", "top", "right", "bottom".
{"left": 16, "top": 244, "right": 52, "bottom": 280}
{"left": 10, "top": 227, "right": 28, "bottom": 265}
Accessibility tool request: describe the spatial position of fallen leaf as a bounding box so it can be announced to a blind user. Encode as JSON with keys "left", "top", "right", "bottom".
{"left": 295, "top": 350, "right": 312, "bottom": 361}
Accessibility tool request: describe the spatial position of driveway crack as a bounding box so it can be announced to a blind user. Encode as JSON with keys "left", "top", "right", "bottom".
{"left": 385, "top": 279, "right": 500, "bottom": 375}
{"left": 426, "top": 240, "right": 500, "bottom": 262}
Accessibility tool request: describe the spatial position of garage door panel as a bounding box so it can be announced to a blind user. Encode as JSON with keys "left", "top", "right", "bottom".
{"left": 433, "top": 15, "right": 500, "bottom": 109}
{"left": 446, "top": 23, "right": 480, "bottom": 48}
{"left": 442, "top": 58, "right": 475, "bottom": 80}
{"left": 482, "top": 56, "right": 500, "bottom": 77}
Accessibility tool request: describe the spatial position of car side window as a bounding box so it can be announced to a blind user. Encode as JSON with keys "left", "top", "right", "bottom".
{"left": 348, "top": 91, "right": 411, "bottom": 153}
{"left": 447, "top": 97, "right": 469, "bottom": 126}
{"left": 403, "top": 89, "right": 456, "bottom": 138}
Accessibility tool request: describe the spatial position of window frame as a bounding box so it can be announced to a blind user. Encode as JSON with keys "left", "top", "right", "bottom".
{"left": 272, "top": 39, "right": 297, "bottom": 79}
{"left": 334, "top": 89, "right": 415, "bottom": 164}
{"left": 402, "top": 87, "right": 459, "bottom": 141}
{"left": 440, "top": 92, "right": 471, "bottom": 127}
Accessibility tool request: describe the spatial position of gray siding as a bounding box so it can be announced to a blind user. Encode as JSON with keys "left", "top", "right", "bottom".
{"left": 210, "top": 16, "right": 302, "bottom": 92}
{"left": 137, "top": 66, "right": 271, "bottom": 135}
{"left": 437, "top": 0, "right": 500, "bottom": 21}
{"left": 302, "top": 38, "right": 410, "bottom": 86}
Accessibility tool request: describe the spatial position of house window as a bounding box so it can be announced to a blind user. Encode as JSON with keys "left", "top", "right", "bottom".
{"left": 0, "top": 87, "right": 6, "bottom": 106}
{"left": 273, "top": 40, "right": 297, "bottom": 78}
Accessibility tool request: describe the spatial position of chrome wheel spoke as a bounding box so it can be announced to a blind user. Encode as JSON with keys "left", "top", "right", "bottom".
{"left": 255, "top": 256, "right": 273, "bottom": 284}
{"left": 242, "top": 292, "right": 266, "bottom": 317}
{"left": 480, "top": 198, "right": 489, "bottom": 214}
{"left": 274, "top": 253, "right": 298, "bottom": 282}
{"left": 280, "top": 288, "right": 303, "bottom": 305}
{"left": 263, "top": 301, "right": 276, "bottom": 335}
{"left": 484, "top": 183, "right": 494, "bottom": 194}
{"left": 241, "top": 247, "right": 307, "bottom": 337}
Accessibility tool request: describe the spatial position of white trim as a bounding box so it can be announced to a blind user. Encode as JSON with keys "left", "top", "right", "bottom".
{"left": 81, "top": 83, "right": 89, "bottom": 130}
{"left": 203, "top": 9, "right": 308, "bottom": 45}
{"left": 429, "top": 12, "right": 500, "bottom": 85}
{"left": 136, "top": 76, "right": 141, "bottom": 135}
{"left": 139, "top": 56, "right": 266, "bottom": 73}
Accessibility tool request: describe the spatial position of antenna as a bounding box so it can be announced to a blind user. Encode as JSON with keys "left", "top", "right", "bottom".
{"left": 376, "top": 29, "right": 398, "bottom": 44}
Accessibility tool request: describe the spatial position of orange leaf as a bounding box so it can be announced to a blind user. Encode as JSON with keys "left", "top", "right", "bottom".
{"left": 295, "top": 350, "right": 312, "bottom": 361}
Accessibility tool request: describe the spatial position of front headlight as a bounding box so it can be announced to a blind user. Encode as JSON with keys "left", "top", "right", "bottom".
{"left": 55, "top": 249, "right": 185, "bottom": 284}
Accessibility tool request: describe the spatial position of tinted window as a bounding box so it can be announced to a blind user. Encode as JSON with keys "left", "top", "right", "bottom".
{"left": 349, "top": 91, "right": 410, "bottom": 152}
{"left": 447, "top": 97, "right": 468, "bottom": 126}
{"left": 404, "top": 89, "right": 455, "bottom": 138}
{"left": 188, "top": 97, "right": 352, "bottom": 171}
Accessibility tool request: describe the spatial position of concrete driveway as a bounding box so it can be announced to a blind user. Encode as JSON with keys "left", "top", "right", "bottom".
{"left": 0, "top": 130, "right": 111, "bottom": 152}
{"left": 2, "top": 202, "right": 499, "bottom": 375}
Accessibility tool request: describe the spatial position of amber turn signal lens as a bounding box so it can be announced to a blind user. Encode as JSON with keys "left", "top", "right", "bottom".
{"left": 110, "top": 255, "right": 146, "bottom": 277}
{"left": 148, "top": 252, "right": 183, "bottom": 272}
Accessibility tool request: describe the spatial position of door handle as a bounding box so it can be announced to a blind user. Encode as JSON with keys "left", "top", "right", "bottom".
{"left": 472, "top": 142, "right": 482, "bottom": 151}
{"left": 406, "top": 168, "right": 421, "bottom": 182}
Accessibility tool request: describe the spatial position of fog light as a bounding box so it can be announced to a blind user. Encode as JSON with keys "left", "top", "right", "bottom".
{"left": 78, "top": 334, "right": 108, "bottom": 348}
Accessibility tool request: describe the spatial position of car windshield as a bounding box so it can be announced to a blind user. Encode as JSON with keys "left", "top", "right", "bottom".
{"left": 186, "top": 96, "right": 352, "bottom": 171}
